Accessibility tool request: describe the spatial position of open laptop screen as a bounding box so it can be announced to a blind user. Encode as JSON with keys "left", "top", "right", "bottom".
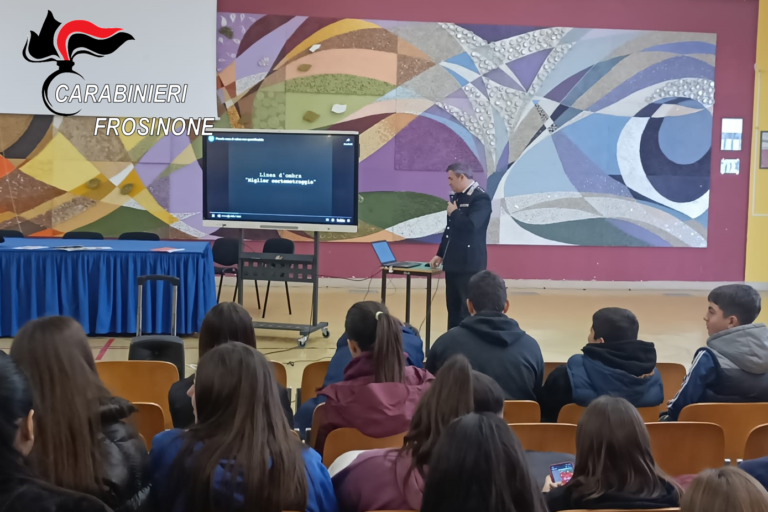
{"left": 371, "top": 241, "right": 396, "bottom": 264}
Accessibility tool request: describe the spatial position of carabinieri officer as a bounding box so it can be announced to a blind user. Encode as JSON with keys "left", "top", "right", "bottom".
{"left": 430, "top": 162, "right": 492, "bottom": 330}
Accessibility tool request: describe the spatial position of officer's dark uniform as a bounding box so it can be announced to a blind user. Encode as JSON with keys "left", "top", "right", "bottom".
{"left": 436, "top": 181, "right": 492, "bottom": 329}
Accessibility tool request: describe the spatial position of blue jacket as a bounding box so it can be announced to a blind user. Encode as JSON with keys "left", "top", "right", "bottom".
{"left": 665, "top": 324, "right": 768, "bottom": 420}
{"left": 323, "top": 326, "right": 424, "bottom": 388}
{"left": 568, "top": 354, "right": 664, "bottom": 407}
{"left": 150, "top": 429, "right": 338, "bottom": 512}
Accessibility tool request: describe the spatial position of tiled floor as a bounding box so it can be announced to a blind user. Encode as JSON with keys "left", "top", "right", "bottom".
{"left": 3, "top": 281, "right": 762, "bottom": 402}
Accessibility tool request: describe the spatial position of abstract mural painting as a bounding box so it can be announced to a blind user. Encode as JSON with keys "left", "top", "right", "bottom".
{"left": 0, "top": 15, "right": 715, "bottom": 247}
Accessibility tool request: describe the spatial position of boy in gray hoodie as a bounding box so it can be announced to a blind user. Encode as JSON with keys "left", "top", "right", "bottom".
{"left": 663, "top": 284, "right": 768, "bottom": 420}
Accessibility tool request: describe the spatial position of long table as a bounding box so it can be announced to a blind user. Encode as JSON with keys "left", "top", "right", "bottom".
{"left": 0, "top": 238, "right": 217, "bottom": 337}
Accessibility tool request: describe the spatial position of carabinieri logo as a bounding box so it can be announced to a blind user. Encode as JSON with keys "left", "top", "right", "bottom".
{"left": 22, "top": 10, "right": 134, "bottom": 116}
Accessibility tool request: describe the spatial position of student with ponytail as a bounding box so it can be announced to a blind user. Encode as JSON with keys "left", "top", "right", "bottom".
{"left": 315, "top": 302, "right": 434, "bottom": 453}
{"left": 332, "top": 355, "right": 504, "bottom": 512}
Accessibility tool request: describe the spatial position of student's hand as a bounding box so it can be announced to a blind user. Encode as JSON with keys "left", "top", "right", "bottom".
{"left": 542, "top": 475, "right": 562, "bottom": 493}
{"left": 429, "top": 255, "right": 443, "bottom": 268}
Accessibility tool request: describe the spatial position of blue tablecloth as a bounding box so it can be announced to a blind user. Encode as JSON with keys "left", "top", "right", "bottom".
{"left": 0, "top": 238, "right": 217, "bottom": 337}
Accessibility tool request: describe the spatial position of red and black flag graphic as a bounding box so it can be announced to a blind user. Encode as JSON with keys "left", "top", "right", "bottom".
{"left": 23, "top": 11, "right": 134, "bottom": 115}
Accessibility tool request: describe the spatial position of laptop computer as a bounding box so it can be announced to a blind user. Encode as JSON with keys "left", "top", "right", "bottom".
{"left": 371, "top": 241, "right": 421, "bottom": 268}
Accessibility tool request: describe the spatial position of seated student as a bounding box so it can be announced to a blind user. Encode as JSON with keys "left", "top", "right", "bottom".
{"left": 664, "top": 284, "right": 768, "bottom": 420}
{"left": 543, "top": 396, "right": 680, "bottom": 511}
{"left": 332, "top": 355, "right": 504, "bottom": 512}
{"left": 681, "top": 467, "right": 768, "bottom": 512}
{"left": 294, "top": 319, "right": 424, "bottom": 433}
{"left": 151, "top": 343, "right": 337, "bottom": 512}
{"left": 420, "top": 412, "right": 548, "bottom": 512}
{"left": 738, "top": 457, "right": 768, "bottom": 493}
{"left": 168, "top": 302, "right": 293, "bottom": 428}
{"left": 11, "top": 317, "right": 150, "bottom": 512}
{"left": 0, "top": 353, "right": 111, "bottom": 512}
{"left": 314, "top": 301, "right": 433, "bottom": 454}
{"left": 538, "top": 307, "right": 662, "bottom": 422}
{"left": 426, "top": 270, "right": 543, "bottom": 400}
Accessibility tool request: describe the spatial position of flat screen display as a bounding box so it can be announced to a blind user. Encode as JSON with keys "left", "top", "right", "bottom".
{"left": 202, "top": 129, "right": 359, "bottom": 232}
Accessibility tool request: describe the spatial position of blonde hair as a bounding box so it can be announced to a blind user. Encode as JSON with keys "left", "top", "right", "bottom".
{"left": 681, "top": 467, "right": 768, "bottom": 512}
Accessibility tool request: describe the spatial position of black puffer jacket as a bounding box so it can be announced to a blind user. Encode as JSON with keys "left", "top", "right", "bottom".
{"left": 97, "top": 397, "right": 151, "bottom": 512}
{"left": 0, "top": 479, "right": 113, "bottom": 512}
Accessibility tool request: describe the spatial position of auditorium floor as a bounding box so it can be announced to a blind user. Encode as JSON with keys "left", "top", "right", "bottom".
{"left": 3, "top": 281, "right": 766, "bottom": 404}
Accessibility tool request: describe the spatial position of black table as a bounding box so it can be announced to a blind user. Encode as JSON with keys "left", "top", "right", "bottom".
{"left": 380, "top": 263, "right": 443, "bottom": 352}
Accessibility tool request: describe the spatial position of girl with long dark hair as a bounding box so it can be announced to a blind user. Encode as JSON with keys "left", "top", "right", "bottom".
{"left": 151, "top": 343, "right": 337, "bottom": 512}
{"left": 0, "top": 353, "right": 111, "bottom": 512}
{"left": 333, "top": 355, "right": 504, "bottom": 512}
{"left": 315, "top": 302, "right": 434, "bottom": 453}
{"left": 167, "top": 302, "right": 293, "bottom": 428}
{"left": 543, "top": 395, "right": 681, "bottom": 511}
{"left": 420, "top": 412, "right": 548, "bottom": 512}
{"left": 11, "top": 317, "right": 150, "bottom": 512}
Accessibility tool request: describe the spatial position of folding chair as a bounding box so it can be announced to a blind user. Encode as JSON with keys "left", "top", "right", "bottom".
{"left": 503, "top": 400, "right": 541, "bottom": 423}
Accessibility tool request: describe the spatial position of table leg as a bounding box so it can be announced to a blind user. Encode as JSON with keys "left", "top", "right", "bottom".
{"left": 426, "top": 273, "right": 432, "bottom": 353}
{"left": 405, "top": 274, "right": 411, "bottom": 324}
{"left": 381, "top": 269, "right": 388, "bottom": 304}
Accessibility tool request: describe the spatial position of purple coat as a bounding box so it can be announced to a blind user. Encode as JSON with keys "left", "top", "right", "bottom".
{"left": 333, "top": 449, "right": 424, "bottom": 512}
{"left": 316, "top": 352, "right": 434, "bottom": 453}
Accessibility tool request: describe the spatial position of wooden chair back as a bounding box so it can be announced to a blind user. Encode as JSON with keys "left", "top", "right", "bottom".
{"left": 510, "top": 423, "right": 576, "bottom": 454}
{"left": 300, "top": 361, "right": 330, "bottom": 406}
{"left": 679, "top": 403, "right": 768, "bottom": 463}
{"left": 543, "top": 362, "right": 565, "bottom": 383}
{"left": 271, "top": 361, "right": 288, "bottom": 388}
{"left": 656, "top": 362, "right": 687, "bottom": 404}
{"left": 96, "top": 361, "right": 178, "bottom": 429}
{"left": 131, "top": 402, "right": 165, "bottom": 450}
{"left": 503, "top": 400, "right": 541, "bottom": 423}
{"left": 558, "top": 403, "right": 660, "bottom": 424}
{"left": 744, "top": 423, "right": 768, "bottom": 461}
{"left": 309, "top": 403, "right": 327, "bottom": 449}
{"left": 323, "top": 428, "right": 406, "bottom": 468}
{"left": 646, "top": 422, "right": 725, "bottom": 476}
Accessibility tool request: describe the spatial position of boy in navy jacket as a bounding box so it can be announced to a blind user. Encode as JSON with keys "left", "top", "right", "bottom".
{"left": 663, "top": 284, "right": 768, "bottom": 420}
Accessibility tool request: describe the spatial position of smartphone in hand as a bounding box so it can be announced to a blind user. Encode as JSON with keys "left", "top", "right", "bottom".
{"left": 550, "top": 462, "right": 574, "bottom": 485}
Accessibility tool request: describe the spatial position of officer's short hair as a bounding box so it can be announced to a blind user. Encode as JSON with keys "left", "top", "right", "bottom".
{"left": 468, "top": 271, "right": 506, "bottom": 313}
{"left": 447, "top": 162, "right": 474, "bottom": 180}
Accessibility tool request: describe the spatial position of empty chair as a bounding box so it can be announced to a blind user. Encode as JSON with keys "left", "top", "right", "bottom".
{"left": 656, "top": 362, "right": 687, "bottom": 404}
{"left": 558, "top": 403, "right": 660, "bottom": 424}
{"left": 745, "top": 424, "right": 768, "bottom": 460}
{"left": 271, "top": 360, "right": 293, "bottom": 402}
{"left": 299, "top": 360, "right": 331, "bottom": 407}
{"left": 119, "top": 231, "right": 160, "bottom": 241}
{"left": 272, "top": 360, "right": 288, "bottom": 388}
{"left": 96, "top": 360, "right": 179, "bottom": 429}
{"left": 132, "top": 402, "right": 165, "bottom": 450}
{"left": 0, "top": 229, "right": 23, "bottom": 238}
{"left": 510, "top": 423, "right": 576, "bottom": 454}
{"left": 323, "top": 428, "right": 407, "bottom": 468}
{"left": 212, "top": 237, "right": 242, "bottom": 303}
{"left": 260, "top": 238, "right": 295, "bottom": 318}
{"left": 679, "top": 403, "right": 768, "bottom": 463}
{"left": 503, "top": 400, "right": 541, "bottom": 423}
{"left": 646, "top": 422, "right": 725, "bottom": 476}
{"left": 63, "top": 231, "right": 104, "bottom": 240}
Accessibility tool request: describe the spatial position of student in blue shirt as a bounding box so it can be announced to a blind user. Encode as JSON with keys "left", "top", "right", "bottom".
{"left": 294, "top": 319, "right": 424, "bottom": 434}
{"left": 151, "top": 342, "right": 337, "bottom": 512}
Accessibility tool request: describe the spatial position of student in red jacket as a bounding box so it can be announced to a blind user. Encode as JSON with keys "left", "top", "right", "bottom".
{"left": 315, "top": 302, "right": 434, "bottom": 453}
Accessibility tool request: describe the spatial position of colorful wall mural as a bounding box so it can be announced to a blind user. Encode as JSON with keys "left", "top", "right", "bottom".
{"left": 0, "top": 16, "right": 715, "bottom": 247}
